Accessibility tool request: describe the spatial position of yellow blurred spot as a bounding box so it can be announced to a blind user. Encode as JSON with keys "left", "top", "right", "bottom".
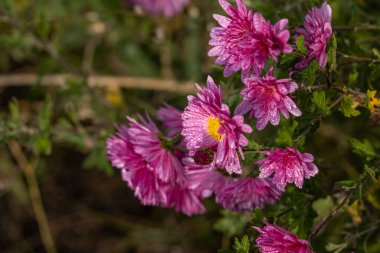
{"left": 105, "top": 84, "right": 122, "bottom": 107}
{"left": 367, "top": 90, "right": 380, "bottom": 113}
{"left": 366, "top": 176, "right": 380, "bottom": 209}
{"left": 206, "top": 117, "right": 223, "bottom": 141}
{"left": 347, "top": 200, "right": 363, "bottom": 224}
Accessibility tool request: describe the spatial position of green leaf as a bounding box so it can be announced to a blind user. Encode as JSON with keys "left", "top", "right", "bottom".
{"left": 35, "top": 135, "right": 52, "bottom": 155}
{"left": 372, "top": 48, "right": 380, "bottom": 59}
{"left": 326, "top": 242, "right": 348, "bottom": 253}
{"left": 348, "top": 138, "right": 376, "bottom": 158}
{"left": 328, "top": 34, "right": 337, "bottom": 71}
{"left": 275, "top": 120, "right": 297, "bottom": 146}
{"left": 336, "top": 180, "right": 356, "bottom": 189}
{"left": 301, "top": 60, "right": 319, "bottom": 86}
{"left": 290, "top": 197, "right": 317, "bottom": 238}
{"left": 311, "top": 91, "right": 329, "bottom": 114}
{"left": 348, "top": 72, "right": 359, "bottom": 86}
{"left": 279, "top": 52, "right": 299, "bottom": 65}
{"left": 9, "top": 99, "right": 20, "bottom": 123}
{"left": 364, "top": 165, "right": 377, "bottom": 182}
{"left": 340, "top": 96, "right": 360, "bottom": 117}
{"left": 296, "top": 35, "right": 307, "bottom": 55}
{"left": 233, "top": 235, "right": 250, "bottom": 253}
{"left": 293, "top": 112, "right": 321, "bottom": 139}
{"left": 251, "top": 208, "right": 264, "bottom": 225}
{"left": 312, "top": 196, "right": 335, "bottom": 223}
{"left": 83, "top": 145, "right": 114, "bottom": 175}
{"left": 39, "top": 96, "right": 53, "bottom": 132}
{"left": 214, "top": 210, "right": 250, "bottom": 237}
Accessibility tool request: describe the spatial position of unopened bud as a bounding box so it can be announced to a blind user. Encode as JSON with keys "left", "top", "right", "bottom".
{"left": 193, "top": 148, "right": 214, "bottom": 165}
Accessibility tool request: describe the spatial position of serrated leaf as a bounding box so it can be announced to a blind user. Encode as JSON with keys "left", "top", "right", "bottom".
{"left": 296, "top": 35, "right": 307, "bottom": 55}
{"left": 348, "top": 138, "right": 376, "bottom": 158}
{"left": 340, "top": 96, "right": 360, "bottom": 117}
{"left": 301, "top": 60, "right": 319, "bottom": 86}
{"left": 311, "top": 91, "right": 329, "bottom": 114}
{"left": 233, "top": 235, "right": 250, "bottom": 253}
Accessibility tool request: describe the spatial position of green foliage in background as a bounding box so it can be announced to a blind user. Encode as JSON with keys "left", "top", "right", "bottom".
{"left": 1, "top": 0, "right": 380, "bottom": 253}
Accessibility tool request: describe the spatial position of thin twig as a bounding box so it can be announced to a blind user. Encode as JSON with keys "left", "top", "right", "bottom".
{"left": 334, "top": 24, "right": 380, "bottom": 31}
{"left": 0, "top": 74, "right": 196, "bottom": 94}
{"left": 328, "top": 95, "right": 344, "bottom": 110}
{"left": 337, "top": 52, "right": 380, "bottom": 63}
{"left": 308, "top": 171, "right": 372, "bottom": 241}
{"left": 7, "top": 140, "right": 57, "bottom": 253}
{"left": 308, "top": 189, "right": 353, "bottom": 241}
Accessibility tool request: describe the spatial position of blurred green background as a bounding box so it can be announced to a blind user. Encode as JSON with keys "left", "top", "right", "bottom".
{"left": 1, "top": 0, "right": 380, "bottom": 252}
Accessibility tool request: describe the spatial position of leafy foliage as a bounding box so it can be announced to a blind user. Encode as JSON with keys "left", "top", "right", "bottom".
{"left": 1, "top": 0, "right": 380, "bottom": 253}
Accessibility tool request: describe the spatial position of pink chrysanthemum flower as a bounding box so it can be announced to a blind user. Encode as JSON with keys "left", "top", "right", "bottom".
{"left": 182, "top": 76, "right": 253, "bottom": 174}
{"left": 208, "top": 0, "right": 292, "bottom": 78}
{"left": 295, "top": 2, "right": 333, "bottom": 69}
{"left": 106, "top": 127, "right": 167, "bottom": 206}
{"left": 235, "top": 68, "right": 301, "bottom": 130}
{"left": 254, "top": 222, "right": 315, "bottom": 253}
{"left": 127, "top": 114, "right": 185, "bottom": 184}
{"left": 215, "top": 178, "right": 283, "bottom": 212}
{"left": 127, "top": 0, "right": 190, "bottom": 18}
{"left": 163, "top": 185, "right": 206, "bottom": 216}
{"left": 182, "top": 157, "right": 227, "bottom": 198}
{"left": 157, "top": 104, "right": 183, "bottom": 137}
{"left": 256, "top": 147, "right": 318, "bottom": 191}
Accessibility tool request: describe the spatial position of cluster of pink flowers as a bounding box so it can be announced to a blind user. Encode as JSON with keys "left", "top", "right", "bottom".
{"left": 109, "top": 0, "right": 333, "bottom": 251}
{"left": 107, "top": 113, "right": 205, "bottom": 216}
{"left": 127, "top": 0, "right": 190, "bottom": 18}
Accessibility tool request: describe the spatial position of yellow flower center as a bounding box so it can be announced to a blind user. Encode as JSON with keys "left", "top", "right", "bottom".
{"left": 206, "top": 117, "right": 223, "bottom": 141}
{"left": 367, "top": 90, "right": 380, "bottom": 113}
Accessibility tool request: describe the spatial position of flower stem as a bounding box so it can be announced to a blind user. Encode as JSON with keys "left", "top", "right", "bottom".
{"left": 308, "top": 189, "right": 353, "bottom": 241}
{"left": 8, "top": 140, "right": 57, "bottom": 253}
{"left": 308, "top": 172, "right": 371, "bottom": 241}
